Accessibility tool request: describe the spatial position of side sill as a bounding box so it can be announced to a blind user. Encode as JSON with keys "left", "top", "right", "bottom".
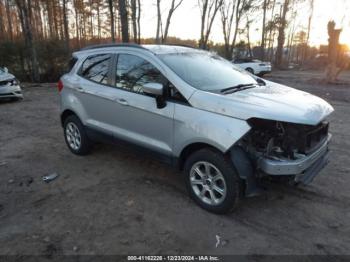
{"left": 85, "top": 126, "right": 176, "bottom": 167}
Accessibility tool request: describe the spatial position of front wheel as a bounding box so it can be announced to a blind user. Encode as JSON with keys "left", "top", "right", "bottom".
{"left": 184, "top": 149, "right": 241, "bottom": 214}
{"left": 245, "top": 67, "right": 254, "bottom": 74}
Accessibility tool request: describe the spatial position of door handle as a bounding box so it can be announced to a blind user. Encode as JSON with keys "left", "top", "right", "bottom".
{"left": 116, "top": 98, "right": 129, "bottom": 106}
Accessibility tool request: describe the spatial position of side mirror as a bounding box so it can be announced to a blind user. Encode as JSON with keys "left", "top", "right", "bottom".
{"left": 3, "top": 67, "right": 8, "bottom": 73}
{"left": 143, "top": 82, "right": 163, "bottom": 96}
{"left": 143, "top": 82, "right": 166, "bottom": 109}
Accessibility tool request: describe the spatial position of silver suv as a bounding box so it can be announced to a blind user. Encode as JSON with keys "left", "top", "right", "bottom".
{"left": 59, "top": 44, "right": 333, "bottom": 213}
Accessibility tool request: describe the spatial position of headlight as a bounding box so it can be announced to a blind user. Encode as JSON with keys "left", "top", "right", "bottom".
{"left": 10, "top": 78, "right": 19, "bottom": 86}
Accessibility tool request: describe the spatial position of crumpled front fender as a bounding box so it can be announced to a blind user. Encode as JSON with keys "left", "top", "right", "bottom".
{"left": 173, "top": 103, "right": 251, "bottom": 157}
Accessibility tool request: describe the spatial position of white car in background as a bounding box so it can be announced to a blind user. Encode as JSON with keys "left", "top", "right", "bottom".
{"left": 233, "top": 58, "right": 272, "bottom": 76}
{"left": 0, "top": 67, "right": 23, "bottom": 100}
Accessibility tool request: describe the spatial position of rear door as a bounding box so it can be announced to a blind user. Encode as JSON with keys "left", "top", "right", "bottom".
{"left": 75, "top": 53, "right": 119, "bottom": 135}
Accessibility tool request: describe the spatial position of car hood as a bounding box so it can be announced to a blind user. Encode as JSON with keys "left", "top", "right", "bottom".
{"left": 189, "top": 80, "right": 334, "bottom": 125}
{"left": 0, "top": 72, "right": 15, "bottom": 82}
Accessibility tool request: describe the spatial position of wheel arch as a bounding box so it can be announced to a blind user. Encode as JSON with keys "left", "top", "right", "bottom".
{"left": 177, "top": 140, "right": 255, "bottom": 181}
{"left": 245, "top": 67, "right": 254, "bottom": 73}
{"left": 177, "top": 142, "right": 227, "bottom": 170}
{"left": 60, "top": 109, "right": 79, "bottom": 127}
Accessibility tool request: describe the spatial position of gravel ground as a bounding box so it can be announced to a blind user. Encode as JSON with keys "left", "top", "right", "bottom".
{"left": 0, "top": 70, "right": 349, "bottom": 256}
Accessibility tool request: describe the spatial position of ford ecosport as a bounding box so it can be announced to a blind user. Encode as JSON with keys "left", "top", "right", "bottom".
{"left": 59, "top": 44, "right": 333, "bottom": 213}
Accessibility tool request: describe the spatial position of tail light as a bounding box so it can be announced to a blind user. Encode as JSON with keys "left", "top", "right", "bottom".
{"left": 57, "top": 80, "right": 63, "bottom": 92}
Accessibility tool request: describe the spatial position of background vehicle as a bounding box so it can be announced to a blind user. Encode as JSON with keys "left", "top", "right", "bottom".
{"left": 59, "top": 44, "right": 333, "bottom": 214}
{"left": 0, "top": 67, "right": 23, "bottom": 101}
{"left": 233, "top": 58, "right": 272, "bottom": 76}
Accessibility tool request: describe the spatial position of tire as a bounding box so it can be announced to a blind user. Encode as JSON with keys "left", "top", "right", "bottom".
{"left": 245, "top": 67, "right": 254, "bottom": 74}
{"left": 184, "top": 148, "right": 241, "bottom": 214}
{"left": 63, "top": 115, "right": 91, "bottom": 155}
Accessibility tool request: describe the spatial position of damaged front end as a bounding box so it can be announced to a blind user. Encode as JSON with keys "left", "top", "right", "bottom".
{"left": 234, "top": 118, "right": 331, "bottom": 187}
{"left": 0, "top": 78, "right": 23, "bottom": 99}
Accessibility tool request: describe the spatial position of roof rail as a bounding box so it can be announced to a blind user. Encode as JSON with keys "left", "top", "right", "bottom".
{"left": 81, "top": 43, "right": 146, "bottom": 51}
{"left": 161, "top": 43, "right": 198, "bottom": 49}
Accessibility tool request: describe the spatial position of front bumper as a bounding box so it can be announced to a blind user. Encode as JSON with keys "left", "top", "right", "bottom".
{"left": 258, "top": 134, "right": 331, "bottom": 183}
{"left": 0, "top": 84, "right": 23, "bottom": 99}
{"left": 257, "top": 66, "right": 272, "bottom": 75}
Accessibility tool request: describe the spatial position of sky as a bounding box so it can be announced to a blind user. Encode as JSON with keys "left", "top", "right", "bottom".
{"left": 139, "top": 0, "right": 350, "bottom": 47}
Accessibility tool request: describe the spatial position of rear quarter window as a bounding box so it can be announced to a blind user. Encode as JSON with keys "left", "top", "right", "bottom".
{"left": 79, "top": 54, "right": 112, "bottom": 85}
{"left": 67, "top": 57, "right": 78, "bottom": 72}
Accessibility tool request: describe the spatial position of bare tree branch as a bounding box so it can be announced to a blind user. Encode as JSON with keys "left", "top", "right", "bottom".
{"left": 199, "top": 0, "right": 224, "bottom": 49}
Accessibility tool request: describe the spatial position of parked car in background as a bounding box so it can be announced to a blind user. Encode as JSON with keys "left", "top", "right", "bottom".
{"left": 0, "top": 67, "right": 23, "bottom": 101}
{"left": 233, "top": 58, "right": 272, "bottom": 76}
{"left": 59, "top": 44, "right": 333, "bottom": 214}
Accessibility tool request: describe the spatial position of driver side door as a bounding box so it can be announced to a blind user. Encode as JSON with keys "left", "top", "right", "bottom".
{"left": 109, "top": 53, "right": 175, "bottom": 160}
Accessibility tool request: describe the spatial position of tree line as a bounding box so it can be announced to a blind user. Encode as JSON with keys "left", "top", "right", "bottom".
{"left": 0, "top": 0, "right": 338, "bottom": 82}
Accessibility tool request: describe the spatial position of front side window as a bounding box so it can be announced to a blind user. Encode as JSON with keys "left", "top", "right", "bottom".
{"left": 115, "top": 54, "right": 167, "bottom": 94}
{"left": 80, "top": 54, "right": 111, "bottom": 84}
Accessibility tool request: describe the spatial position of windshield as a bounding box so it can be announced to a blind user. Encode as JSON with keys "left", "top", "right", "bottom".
{"left": 159, "top": 52, "right": 257, "bottom": 91}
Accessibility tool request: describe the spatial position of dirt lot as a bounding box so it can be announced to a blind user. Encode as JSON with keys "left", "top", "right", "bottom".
{"left": 0, "top": 70, "right": 350, "bottom": 256}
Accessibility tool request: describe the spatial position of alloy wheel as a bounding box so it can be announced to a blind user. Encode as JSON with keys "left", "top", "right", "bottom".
{"left": 65, "top": 122, "right": 81, "bottom": 151}
{"left": 189, "top": 161, "right": 227, "bottom": 206}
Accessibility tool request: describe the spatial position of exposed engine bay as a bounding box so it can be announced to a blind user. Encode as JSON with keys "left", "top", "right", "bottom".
{"left": 242, "top": 118, "right": 329, "bottom": 162}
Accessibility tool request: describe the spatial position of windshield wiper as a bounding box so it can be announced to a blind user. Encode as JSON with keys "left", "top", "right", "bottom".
{"left": 220, "top": 83, "right": 256, "bottom": 94}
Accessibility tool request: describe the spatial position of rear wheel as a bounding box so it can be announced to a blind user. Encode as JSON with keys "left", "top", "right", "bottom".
{"left": 63, "top": 115, "right": 91, "bottom": 155}
{"left": 184, "top": 149, "right": 241, "bottom": 214}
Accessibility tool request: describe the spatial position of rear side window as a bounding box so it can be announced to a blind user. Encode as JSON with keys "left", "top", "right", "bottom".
{"left": 80, "top": 54, "right": 112, "bottom": 84}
